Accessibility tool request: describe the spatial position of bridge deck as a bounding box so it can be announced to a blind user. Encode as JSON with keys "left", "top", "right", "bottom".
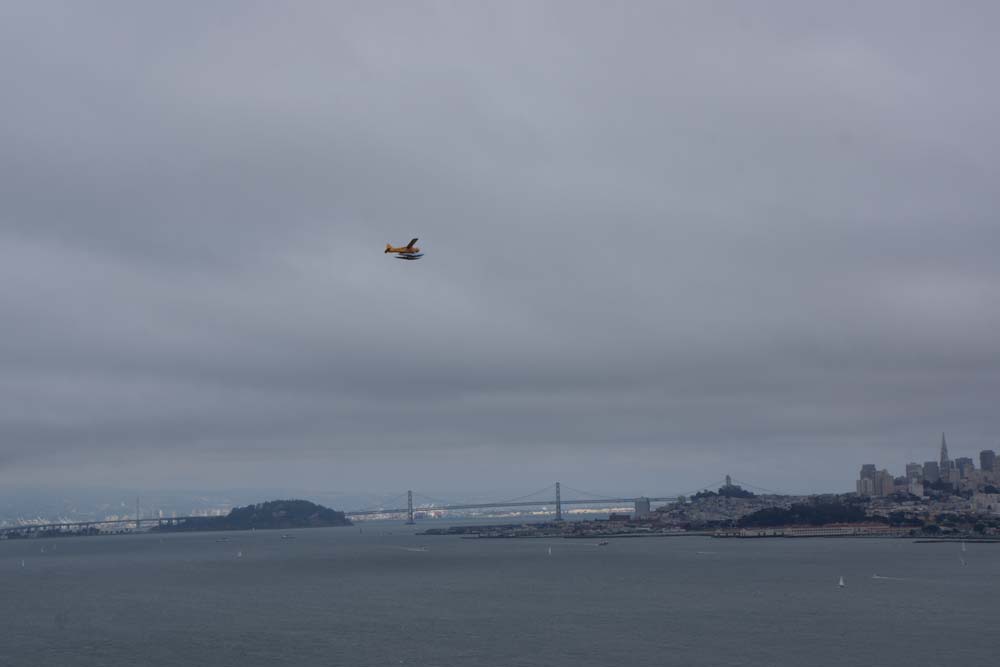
{"left": 344, "top": 497, "right": 676, "bottom": 516}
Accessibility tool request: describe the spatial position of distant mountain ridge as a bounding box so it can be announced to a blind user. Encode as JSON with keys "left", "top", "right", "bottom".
{"left": 155, "top": 499, "right": 352, "bottom": 532}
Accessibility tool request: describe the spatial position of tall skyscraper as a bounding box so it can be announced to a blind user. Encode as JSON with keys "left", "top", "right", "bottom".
{"left": 923, "top": 461, "right": 940, "bottom": 483}
{"left": 876, "top": 469, "right": 895, "bottom": 496}
{"left": 939, "top": 433, "right": 950, "bottom": 471}
{"left": 955, "top": 457, "right": 975, "bottom": 479}
{"left": 633, "top": 497, "right": 651, "bottom": 519}
{"left": 905, "top": 462, "right": 923, "bottom": 481}
{"left": 949, "top": 466, "right": 962, "bottom": 485}
{"left": 857, "top": 464, "right": 877, "bottom": 496}
{"left": 981, "top": 450, "right": 996, "bottom": 473}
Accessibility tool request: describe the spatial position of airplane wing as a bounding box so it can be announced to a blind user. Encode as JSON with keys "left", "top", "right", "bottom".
{"left": 406, "top": 238, "right": 419, "bottom": 248}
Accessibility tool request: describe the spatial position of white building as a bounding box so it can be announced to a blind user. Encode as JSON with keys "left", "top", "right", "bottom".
{"left": 972, "top": 493, "right": 1000, "bottom": 515}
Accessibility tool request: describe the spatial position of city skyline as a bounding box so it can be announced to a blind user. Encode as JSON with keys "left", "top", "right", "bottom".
{"left": 856, "top": 432, "right": 998, "bottom": 497}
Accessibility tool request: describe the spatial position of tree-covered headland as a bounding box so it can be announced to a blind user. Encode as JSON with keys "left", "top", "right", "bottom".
{"left": 154, "top": 499, "right": 352, "bottom": 532}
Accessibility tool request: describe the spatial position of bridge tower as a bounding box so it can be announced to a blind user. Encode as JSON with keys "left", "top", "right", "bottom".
{"left": 406, "top": 490, "right": 415, "bottom": 525}
{"left": 555, "top": 482, "right": 563, "bottom": 522}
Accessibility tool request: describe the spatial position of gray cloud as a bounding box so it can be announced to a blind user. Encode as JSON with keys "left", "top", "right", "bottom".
{"left": 2, "top": 1, "right": 999, "bottom": 497}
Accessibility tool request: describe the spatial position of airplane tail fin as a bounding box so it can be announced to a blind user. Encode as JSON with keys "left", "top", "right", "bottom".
{"left": 385, "top": 243, "right": 392, "bottom": 253}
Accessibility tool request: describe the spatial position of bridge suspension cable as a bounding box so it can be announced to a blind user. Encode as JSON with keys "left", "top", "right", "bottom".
{"left": 560, "top": 485, "right": 626, "bottom": 501}
{"left": 729, "top": 478, "right": 787, "bottom": 496}
{"left": 410, "top": 491, "right": 451, "bottom": 506}
{"left": 677, "top": 479, "right": 728, "bottom": 497}
{"left": 398, "top": 484, "right": 560, "bottom": 512}
{"left": 352, "top": 491, "right": 409, "bottom": 514}
{"left": 493, "top": 484, "right": 557, "bottom": 505}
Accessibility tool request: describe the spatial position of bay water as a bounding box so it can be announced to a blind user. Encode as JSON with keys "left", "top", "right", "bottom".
{"left": 1, "top": 524, "right": 995, "bottom": 666}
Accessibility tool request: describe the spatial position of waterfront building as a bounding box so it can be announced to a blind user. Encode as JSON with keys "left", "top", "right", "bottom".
{"left": 721, "top": 524, "right": 911, "bottom": 538}
{"left": 923, "top": 461, "right": 940, "bottom": 483}
{"left": 905, "top": 463, "right": 923, "bottom": 481}
{"left": 908, "top": 479, "right": 924, "bottom": 497}
{"left": 980, "top": 450, "right": 996, "bottom": 473}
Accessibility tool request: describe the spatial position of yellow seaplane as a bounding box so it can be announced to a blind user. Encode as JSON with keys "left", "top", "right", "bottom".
{"left": 385, "top": 238, "right": 423, "bottom": 260}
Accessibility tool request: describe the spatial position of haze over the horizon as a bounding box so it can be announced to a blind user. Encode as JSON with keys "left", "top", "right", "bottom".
{"left": 2, "top": 1, "right": 998, "bottom": 498}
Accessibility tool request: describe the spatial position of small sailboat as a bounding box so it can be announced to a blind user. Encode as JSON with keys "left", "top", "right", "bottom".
{"left": 20, "top": 559, "right": 25, "bottom": 568}
{"left": 547, "top": 546, "right": 552, "bottom": 556}
{"left": 961, "top": 541, "right": 967, "bottom": 553}
{"left": 236, "top": 550, "right": 243, "bottom": 559}
{"left": 838, "top": 576, "right": 845, "bottom": 588}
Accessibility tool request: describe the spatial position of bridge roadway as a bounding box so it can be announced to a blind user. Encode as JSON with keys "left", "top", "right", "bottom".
{"left": 344, "top": 497, "right": 678, "bottom": 517}
{"left": 0, "top": 516, "right": 192, "bottom": 536}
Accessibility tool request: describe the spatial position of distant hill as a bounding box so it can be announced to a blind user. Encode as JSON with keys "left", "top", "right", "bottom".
{"left": 155, "top": 499, "right": 352, "bottom": 532}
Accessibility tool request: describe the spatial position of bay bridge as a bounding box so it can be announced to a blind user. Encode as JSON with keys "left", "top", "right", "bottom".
{"left": 0, "top": 478, "right": 769, "bottom": 538}
{"left": 343, "top": 482, "right": 685, "bottom": 524}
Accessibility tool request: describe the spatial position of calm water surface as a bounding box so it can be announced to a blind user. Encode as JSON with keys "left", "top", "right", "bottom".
{"left": 1, "top": 524, "right": 995, "bottom": 666}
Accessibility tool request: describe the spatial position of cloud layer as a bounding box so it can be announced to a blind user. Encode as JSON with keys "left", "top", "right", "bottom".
{"left": 2, "top": 1, "right": 999, "bottom": 496}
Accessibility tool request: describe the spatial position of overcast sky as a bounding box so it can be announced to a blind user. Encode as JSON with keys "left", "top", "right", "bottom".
{"left": 2, "top": 1, "right": 998, "bottom": 500}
